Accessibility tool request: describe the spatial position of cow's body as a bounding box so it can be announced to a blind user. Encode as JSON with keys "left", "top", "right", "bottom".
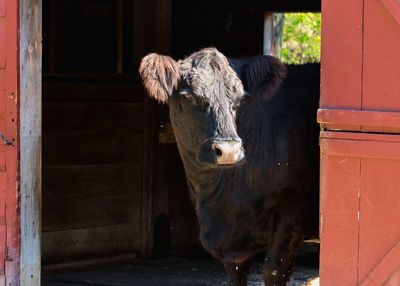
{"left": 139, "top": 48, "right": 319, "bottom": 286}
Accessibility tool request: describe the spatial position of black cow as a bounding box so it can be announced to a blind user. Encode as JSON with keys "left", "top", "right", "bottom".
{"left": 139, "top": 47, "right": 319, "bottom": 286}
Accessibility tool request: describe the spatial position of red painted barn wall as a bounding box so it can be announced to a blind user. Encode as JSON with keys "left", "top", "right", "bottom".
{"left": 0, "top": 0, "right": 20, "bottom": 285}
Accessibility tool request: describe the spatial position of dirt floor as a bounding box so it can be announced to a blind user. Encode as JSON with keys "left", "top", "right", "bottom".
{"left": 42, "top": 258, "right": 319, "bottom": 286}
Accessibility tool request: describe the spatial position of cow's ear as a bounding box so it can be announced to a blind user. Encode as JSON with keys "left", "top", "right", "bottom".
{"left": 240, "top": 56, "right": 286, "bottom": 99}
{"left": 139, "top": 53, "right": 180, "bottom": 103}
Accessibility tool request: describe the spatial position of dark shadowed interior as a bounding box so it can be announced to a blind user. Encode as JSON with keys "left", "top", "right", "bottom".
{"left": 41, "top": 0, "right": 321, "bottom": 279}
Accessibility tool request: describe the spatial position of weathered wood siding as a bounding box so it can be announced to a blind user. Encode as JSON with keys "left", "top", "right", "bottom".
{"left": 41, "top": 79, "right": 145, "bottom": 264}
{"left": 20, "top": 0, "right": 42, "bottom": 284}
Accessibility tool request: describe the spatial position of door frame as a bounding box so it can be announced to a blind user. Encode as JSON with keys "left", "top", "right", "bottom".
{"left": 19, "top": 0, "right": 42, "bottom": 285}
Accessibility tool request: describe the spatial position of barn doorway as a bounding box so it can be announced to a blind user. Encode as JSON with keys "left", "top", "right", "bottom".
{"left": 40, "top": 0, "right": 321, "bottom": 285}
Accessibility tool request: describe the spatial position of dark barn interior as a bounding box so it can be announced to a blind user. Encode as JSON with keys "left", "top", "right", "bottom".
{"left": 41, "top": 0, "right": 321, "bottom": 283}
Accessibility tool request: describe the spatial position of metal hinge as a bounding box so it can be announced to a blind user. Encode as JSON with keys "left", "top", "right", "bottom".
{"left": 0, "top": 131, "right": 12, "bottom": 145}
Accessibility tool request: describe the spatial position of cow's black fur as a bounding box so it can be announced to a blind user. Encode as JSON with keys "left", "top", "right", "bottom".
{"left": 139, "top": 48, "right": 319, "bottom": 286}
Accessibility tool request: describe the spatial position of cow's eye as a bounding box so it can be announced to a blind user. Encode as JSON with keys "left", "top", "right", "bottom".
{"left": 237, "top": 95, "right": 248, "bottom": 106}
{"left": 183, "top": 93, "right": 198, "bottom": 106}
{"left": 238, "top": 90, "right": 250, "bottom": 105}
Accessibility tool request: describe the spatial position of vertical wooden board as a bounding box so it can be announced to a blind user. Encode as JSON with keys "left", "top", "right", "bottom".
{"left": 5, "top": 0, "right": 17, "bottom": 92}
{"left": 0, "top": 0, "right": 5, "bottom": 16}
{"left": 0, "top": 0, "right": 19, "bottom": 282}
{"left": 0, "top": 225, "right": 5, "bottom": 273}
{"left": 0, "top": 92, "right": 5, "bottom": 118}
{"left": 320, "top": 0, "right": 363, "bottom": 108}
{"left": 0, "top": 173, "right": 5, "bottom": 192}
{"left": 20, "top": 0, "right": 42, "bottom": 284}
{"left": 4, "top": 0, "right": 19, "bottom": 283}
{"left": 140, "top": 0, "right": 172, "bottom": 258}
{"left": 358, "top": 158, "right": 400, "bottom": 284}
{"left": 362, "top": 0, "right": 400, "bottom": 111}
{"left": 0, "top": 18, "right": 5, "bottom": 69}
{"left": 0, "top": 71, "right": 4, "bottom": 90}
{"left": 263, "top": 12, "right": 274, "bottom": 55}
{"left": 319, "top": 150, "right": 360, "bottom": 286}
{"left": 0, "top": 151, "right": 5, "bottom": 194}
{"left": 0, "top": 120, "right": 5, "bottom": 139}
{"left": 0, "top": 151, "right": 5, "bottom": 171}
{"left": 5, "top": 224, "right": 19, "bottom": 283}
{"left": 0, "top": 121, "right": 6, "bottom": 146}
{"left": 4, "top": 147, "right": 18, "bottom": 285}
{"left": 0, "top": 199, "right": 4, "bottom": 224}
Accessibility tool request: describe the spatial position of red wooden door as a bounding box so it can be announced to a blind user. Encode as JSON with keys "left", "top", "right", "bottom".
{"left": 0, "top": 0, "right": 20, "bottom": 284}
{"left": 319, "top": 0, "right": 400, "bottom": 285}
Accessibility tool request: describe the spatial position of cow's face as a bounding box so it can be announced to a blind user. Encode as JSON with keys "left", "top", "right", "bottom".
{"left": 139, "top": 48, "right": 286, "bottom": 169}
{"left": 140, "top": 48, "right": 246, "bottom": 167}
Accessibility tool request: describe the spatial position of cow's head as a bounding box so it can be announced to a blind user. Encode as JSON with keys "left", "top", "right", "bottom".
{"left": 139, "top": 48, "right": 285, "bottom": 168}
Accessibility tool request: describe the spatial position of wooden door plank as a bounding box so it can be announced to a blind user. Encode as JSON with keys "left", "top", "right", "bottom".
{"left": 319, "top": 149, "right": 360, "bottom": 286}
{"left": 363, "top": 0, "right": 400, "bottom": 111}
{"left": 318, "top": 108, "right": 400, "bottom": 133}
{"left": 0, "top": 18, "right": 5, "bottom": 69}
{"left": 0, "top": 225, "right": 5, "bottom": 274}
{"left": 0, "top": 92, "right": 5, "bottom": 119}
{"left": 320, "top": 138, "right": 400, "bottom": 160}
{"left": 0, "top": 199, "right": 4, "bottom": 224}
{"left": 321, "top": 131, "right": 400, "bottom": 143}
{"left": 0, "top": 71, "right": 4, "bottom": 90}
{"left": 0, "top": 173, "right": 5, "bottom": 192}
{"left": 3, "top": 0, "right": 19, "bottom": 283}
{"left": 320, "top": 0, "right": 363, "bottom": 108}
{"left": 0, "top": 151, "right": 6, "bottom": 172}
{"left": 0, "top": 0, "right": 5, "bottom": 16}
{"left": 139, "top": 0, "right": 172, "bottom": 258}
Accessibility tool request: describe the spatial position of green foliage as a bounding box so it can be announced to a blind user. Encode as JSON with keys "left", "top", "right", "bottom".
{"left": 278, "top": 13, "right": 321, "bottom": 64}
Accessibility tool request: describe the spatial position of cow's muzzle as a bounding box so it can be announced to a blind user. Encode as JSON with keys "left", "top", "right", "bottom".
{"left": 198, "top": 138, "right": 245, "bottom": 166}
{"left": 211, "top": 140, "right": 244, "bottom": 165}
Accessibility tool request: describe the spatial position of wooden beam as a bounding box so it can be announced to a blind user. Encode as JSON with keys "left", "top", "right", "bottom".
{"left": 263, "top": 12, "right": 274, "bottom": 55}
{"left": 20, "top": 0, "right": 42, "bottom": 285}
{"left": 140, "top": 0, "right": 172, "bottom": 259}
{"left": 318, "top": 108, "right": 400, "bottom": 133}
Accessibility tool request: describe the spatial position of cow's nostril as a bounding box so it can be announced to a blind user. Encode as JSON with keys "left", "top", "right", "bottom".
{"left": 212, "top": 143, "right": 223, "bottom": 157}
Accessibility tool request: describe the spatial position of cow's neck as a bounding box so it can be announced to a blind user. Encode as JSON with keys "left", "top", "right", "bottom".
{"left": 180, "top": 152, "right": 224, "bottom": 198}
